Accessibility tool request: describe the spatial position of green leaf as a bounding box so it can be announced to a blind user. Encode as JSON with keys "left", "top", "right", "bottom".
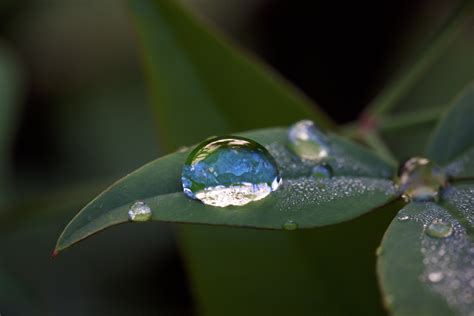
{"left": 0, "top": 44, "right": 23, "bottom": 203}
{"left": 445, "top": 146, "right": 474, "bottom": 179}
{"left": 55, "top": 127, "right": 396, "bottom": 253}
{"left": 128, "top": 0, "right": 332, "bottom": 150}
{"left": 368, "top": 1, "right": 474, "bottom": 116}
{"left": 426, "top": 83, "right": 474, "bottom": 166}
{"left": 365, "top": 2, "right": 474, "bottom": 160}
{"left": 377, "top": 184, "right": 474, "bottom": 316}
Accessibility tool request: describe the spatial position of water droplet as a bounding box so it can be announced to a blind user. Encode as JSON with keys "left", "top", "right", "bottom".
{"left": 312, "top": 163, "right": 333, "bottom": 178}
{"left": 426, "top": 219, "right": 453, "bottom": 238}
{"left": 128, "top": 201, "right": 152, "bottom": 222}
{"left": 376, "top": 246, "right": 384, "bottom": 256}
{"left": 283, "top": 220, "right": 298, "bottom": 230}
{"left": 181, "top": 136, "right": 281, "bottom": 207}
{"left": 398, "top": 215, "right": 410, "bottom": 222}
{"left": 397, "top": 157, "right": 447, "bottom": 202}
{"left": 428, "top": 271, "right": 444, "bottom": 283}
{"left": 288, "top": 120, "right": 330, "bottom": 160}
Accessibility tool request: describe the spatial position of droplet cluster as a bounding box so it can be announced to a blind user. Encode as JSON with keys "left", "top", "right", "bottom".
{"left": 402, "top": 200, "right": 474, "bottom": 314}
{"left": 276, "top": 176, "right": 396, "bottom": 212}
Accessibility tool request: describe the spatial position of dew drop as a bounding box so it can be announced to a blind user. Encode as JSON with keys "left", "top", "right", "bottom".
{"left": 397, "top": 215, "right": 410, "bottom": 222}
{"left": 397, "top": 157, "right": 447, "bottom": 202}
{"left": 425, "top": 219, "right": 453, "bottom": 239}
{"left": 128, "top": 201, "right": 152, "bottom": 222}
{"left": 288, "top": 120, "right": 330, "bottom": 161}
{"left": 181, "top": 136, "right": 281, "bottom": 207}
{"left": 283, "top": 220, "right": 298, "bottom": 230}
{"left": 428, "top": 271, "right": 444, "bottom": 283}
{"left": 312, "top": 163, "right": 333, "bottom": 178}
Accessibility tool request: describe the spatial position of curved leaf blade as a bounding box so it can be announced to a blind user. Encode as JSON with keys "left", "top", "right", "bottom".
{"left": 426, "top": 83, "right": 474, "bottom": 166}
{"left": 55, "top": 127, "right": 396, "bottom": 253}
{"left": 377, "top": 184, "right": 474, "bottom": 316}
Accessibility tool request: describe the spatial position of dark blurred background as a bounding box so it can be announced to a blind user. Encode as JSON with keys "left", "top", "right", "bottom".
{"left": 0, "top": 0, "right": 469, "bottom": 314}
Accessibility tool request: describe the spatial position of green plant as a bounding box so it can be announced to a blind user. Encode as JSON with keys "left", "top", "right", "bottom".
{"left": 4, "top": 0, "right": 471, "bottom": 315}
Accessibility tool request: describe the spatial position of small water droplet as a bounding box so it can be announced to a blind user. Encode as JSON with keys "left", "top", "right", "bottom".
{"left": 397, "top": 157, "right": 447, "bottom": 202}
{"left": 283, "top": 220, "right": 298, "bottom": 230}
{"left": 312, "top": 163, "right": 333, "bottom": 178}
{"left": 288, "top": 120, "right": 330, "bottom": 160}
{"left": 181, "top": 136, "right": 281, "bottom": 207}
{"left": 425, "top": 219, "right": 453, "bottom": 238}
{"left": 128, "top": 201, "right": 152, "bottom": 222}
{"left": 428, "top": 271, "right": 444, "bottom": 283}
{"left": 398, "top": 215, "right": 410, "bottom": 222}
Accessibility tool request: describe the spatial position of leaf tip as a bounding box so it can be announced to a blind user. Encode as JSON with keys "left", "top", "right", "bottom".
{"left": 51, "top": 249, "right": 59, "bottom": 259}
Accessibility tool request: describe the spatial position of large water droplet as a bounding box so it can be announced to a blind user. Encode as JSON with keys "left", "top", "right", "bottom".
{"left": 426, "top": 219, "right": 453, "bottom": 238}
{"left": 283, "top": 220, "right": 298, "bottom": 230}
{"left": 397, "top": 157, "right": 447, "bottom": 202}
{"left": 288, "top": 120, "right": 330, "bottom": 160}
{"left": 181, "top": 136, "right": 281, "bottom": 207}
{"left": 128, "top": 201, "right": 152, "bottom": 222}
{"left": 312, "top": 163, "right": 333, "bottom": 178}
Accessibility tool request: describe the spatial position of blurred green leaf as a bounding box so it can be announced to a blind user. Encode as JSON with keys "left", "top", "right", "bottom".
{"left": 363, "top": 1, "right": 474, "bottom": 160}
{"left": 0, "top": 43, "right": 22, "bottom": 203}
{"left": 0, "top": 199, "right": 181, "bottom": 315}
{"left": 129, "top": 0, "right": 332, "bottom": 150}
{"left": 0, "top": 268, "right": 37, "bottom": 315}
{"left": 55, "top": 127, "right": 396, "bottom": 253}
{"left": 445, "top": 147, "right": 474, "bottom": 179}
{"left": 377, "top": 184, "right": 474, "bottom": 316}
{"left": 426, "top": 83, "right": 474, "bottom": 166}
{"left": 368, "top": 0, "right": 474, "bottom": 116}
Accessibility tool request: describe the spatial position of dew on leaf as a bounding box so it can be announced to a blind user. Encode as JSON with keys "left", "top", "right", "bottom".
{"left": 409, "top": 202, "right": 474, "bottom": 314}
{"left": 181, "top": 136, "right": 281, "bottom": 207}
{"left": 287, "top": 120, "right": 330, "bottom": 161}
{"left": 128, "top": 201, "right": 152, "bottom": 222}
{"left": 276, "top": 176, "right": 396, "bottom": 212}
{"left": 397, "top": 215, "right": 410, "bottom": 222}
{"left": 312, "top": 163, "right": 333, "bottom": 178}
{"left": 425, "top": 220, "right": 453, "bottom": 239}
{"left": 397, "top": 157, "right": 447, "bottom": 202}
{"left": 428, "top": 271, "right": 444, "bottom": 283}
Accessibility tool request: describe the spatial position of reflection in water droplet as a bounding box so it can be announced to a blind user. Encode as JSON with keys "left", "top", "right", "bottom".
{"left": 426, "top": 220, "right": 453, "bottom": 238}
{"left": 283, "top": 220, "right": 298, "bottom": 230}
{"left": 312, "top": 163, "right": 333, "bottom": 178}
{"left": 397, "top": 157, "right": 447, "bottom": 202}
{"left": 181, "top": 136, "right": 281, "bottom": 207}
{"left": 128, "top": 201, "right": 152, "bottom": 222}
{"left": 288, "top": 120, "right": 330, "bottom": 160}
{"left": 397, "top": 215, "right": 410, "bottom": 222}
{"left": 428, "top": 271, "right": 444, "bottom": 283}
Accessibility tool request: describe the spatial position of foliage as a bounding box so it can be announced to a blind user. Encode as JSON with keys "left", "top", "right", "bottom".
{"left": 1, "top": 0, "right": 473, "bottom": 315}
